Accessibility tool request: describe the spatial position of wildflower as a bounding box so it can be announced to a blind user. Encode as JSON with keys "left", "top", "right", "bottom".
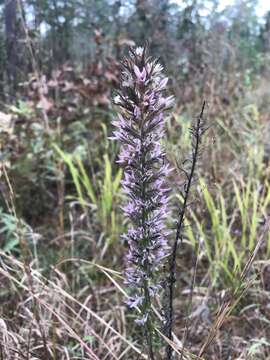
{"left": 111, "top": 46, "right": 172, "bottom": 356}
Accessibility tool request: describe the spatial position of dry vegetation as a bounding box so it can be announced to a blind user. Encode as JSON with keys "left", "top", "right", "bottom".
{"left": 1, "top": 0, "right": 270, "bottom": 359}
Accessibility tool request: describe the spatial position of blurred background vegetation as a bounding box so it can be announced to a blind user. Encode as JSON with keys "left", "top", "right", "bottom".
{"left": 1, "top": 0, "right": 270, "bottom": 359}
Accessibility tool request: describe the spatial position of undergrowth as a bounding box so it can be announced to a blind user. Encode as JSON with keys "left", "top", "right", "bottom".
{"left": 1, "top": 50, "right": 270, "bottom": 360}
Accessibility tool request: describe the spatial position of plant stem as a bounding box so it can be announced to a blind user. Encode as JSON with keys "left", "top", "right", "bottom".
{"left": 144, "top": 280, "right": 155, "bottom": 360}
{"left": 165, "top": 102, "right": 206, "bottom": 360}
{"left": 140, "top": 102, "right": 155, "bottom": 359}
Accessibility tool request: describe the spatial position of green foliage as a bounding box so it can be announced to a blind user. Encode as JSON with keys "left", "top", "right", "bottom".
{"left": 9, "top": 100, "right": 34, "bottom": 119}
{"left": 185, "top": 176, "right": 270, "bottom": 288}
{"left": 54, "top": 143, "right": 123, "bottom": 246}
{"left": 0, "top": 208, "right": 31, "bottom": 254}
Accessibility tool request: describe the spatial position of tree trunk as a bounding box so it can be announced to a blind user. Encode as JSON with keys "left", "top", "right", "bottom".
{"left": 5, "top": 0, "right": 18, "bottom": 94}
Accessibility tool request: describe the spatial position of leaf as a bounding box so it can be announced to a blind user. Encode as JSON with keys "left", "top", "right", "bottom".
{"left": 4, "top": 237, "right": 19, "bottom": 252}
{"left": 76, "top": 155, "right": 97, "bottom": 205}
{"left": 53, "top": 144, "right": 86, "bottom": 207}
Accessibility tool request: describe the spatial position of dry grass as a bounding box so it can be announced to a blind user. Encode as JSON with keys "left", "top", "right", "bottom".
{"left": 0, "top": 251, "right": 148, "bottom": 359}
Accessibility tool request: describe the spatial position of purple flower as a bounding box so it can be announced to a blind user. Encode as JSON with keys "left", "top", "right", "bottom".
{"left": 111, "top": 46, "right": 173, "bottom": 328}
{"left": 135, "top": 312, "right": 149, "bottom": 326}
{"left": 134, "top": 65, "right": 147, "bottom": 83}
{"left": 125, "top": 295, "right": 144, "bottom": 309}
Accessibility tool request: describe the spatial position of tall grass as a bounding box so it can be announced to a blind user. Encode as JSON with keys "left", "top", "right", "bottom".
{"left": 54, "top": 144, "right": 123, "bottom": 247}
{"left": 184, "top": 176, "right": 270, "bottom": 288}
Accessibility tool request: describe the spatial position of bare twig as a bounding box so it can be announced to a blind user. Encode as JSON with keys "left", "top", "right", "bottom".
{"left": 165, "top": 102, "right": 206, "bottom": 360}
{"left": 180, "top": 242, "right": 201, "bottom": 360}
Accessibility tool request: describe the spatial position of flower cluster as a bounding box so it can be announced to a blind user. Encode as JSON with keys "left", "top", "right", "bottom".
{"left": 111, "top": 47, "right": 173, "bottom": 325}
